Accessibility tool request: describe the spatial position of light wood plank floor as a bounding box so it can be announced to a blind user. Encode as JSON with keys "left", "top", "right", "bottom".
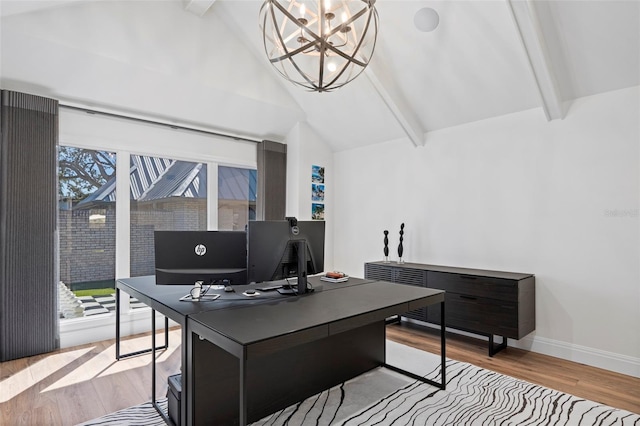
{"left": 1, "top": 324, "right": 638, "bottom": 425}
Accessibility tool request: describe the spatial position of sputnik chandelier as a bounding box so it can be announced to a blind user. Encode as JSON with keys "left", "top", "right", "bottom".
{"left": 259, "top": 0, "right": 379, "bottom": 92}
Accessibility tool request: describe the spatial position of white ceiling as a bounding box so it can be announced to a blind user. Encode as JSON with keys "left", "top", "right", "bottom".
{"left": 1, "top": 0, "right": 638, "bottom": 151}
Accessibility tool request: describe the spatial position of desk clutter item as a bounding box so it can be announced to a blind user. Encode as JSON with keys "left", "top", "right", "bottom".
{"left": 320, "top": 271, "right": 349, "bottom": 283}
{"left": 167, "top": 374, "right": 181, "bottom": 426}
{"left": 179, "top": 293, "right": 220, "bottom": 302}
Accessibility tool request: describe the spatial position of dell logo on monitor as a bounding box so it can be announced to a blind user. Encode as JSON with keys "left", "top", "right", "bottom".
{"left": 194, "top": 244, "right": 207, "bottom": 256}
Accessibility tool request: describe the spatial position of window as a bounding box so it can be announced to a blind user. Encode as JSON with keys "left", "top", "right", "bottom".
{"left": 58, "top": 147, "right": 116, "bottom": 319}
{"left": 130, "top": 155, "right": 208, "bottom": 277}
{"left": 218, "top": 166, "right": 257, "bottom": 231}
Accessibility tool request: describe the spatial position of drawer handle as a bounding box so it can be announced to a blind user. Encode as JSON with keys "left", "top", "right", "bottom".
{"left": 460, "top": 295, "right": 477, "bottom": 300}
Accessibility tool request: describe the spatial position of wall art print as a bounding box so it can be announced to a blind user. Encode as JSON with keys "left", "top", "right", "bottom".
{"left": 312, "top": 165, "right": 325, "bottom": 183}
{"left": 312, "top": 165, "right": 325, "bottom": 220}
{"left": 311, "top": 183, "right": 325, "bottom": 202}
{"left": 312, "top": 203, "right": 325, "bottom": 220}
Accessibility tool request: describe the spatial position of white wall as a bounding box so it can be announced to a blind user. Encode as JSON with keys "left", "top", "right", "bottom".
{"left": 333, "top": 86, "right": 640, "bottom": 377}
{"left": 285, "top": 122, "right": 335, "bottom": 271}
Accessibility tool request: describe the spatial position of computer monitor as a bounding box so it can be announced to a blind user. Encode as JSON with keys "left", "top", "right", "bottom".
{"left": 247, "top": 219, "right": 325, "bottom": 294}
{"left": 154, "top": 230, "right": 247, "bottom": 285}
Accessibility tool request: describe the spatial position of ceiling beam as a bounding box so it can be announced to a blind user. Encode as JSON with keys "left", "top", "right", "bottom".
{"left": 182, "top": 0, "right": 217, "bottom": 17}
{"left": 364, "top": 66, "right": 425, "bottom": 147}
{"left": 507, "top": 0, "right": 564, "bottom": 121}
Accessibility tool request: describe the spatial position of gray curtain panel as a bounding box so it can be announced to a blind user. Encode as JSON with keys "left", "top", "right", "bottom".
{"left": 0, "top": 90, "right": 59, "bottom": 361}
{"left": 257, "top": 140, "right": 287, "bottom": 221}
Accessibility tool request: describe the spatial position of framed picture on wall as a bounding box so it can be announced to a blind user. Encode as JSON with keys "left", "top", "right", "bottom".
{"left": 312, "top": 165, "right": 324, "bottom": 183}
{"left": 312, "top": 203, "right": 324, "bottom": 220}
{"left": 312, "top": 183, "right": 325, "bottom": 202}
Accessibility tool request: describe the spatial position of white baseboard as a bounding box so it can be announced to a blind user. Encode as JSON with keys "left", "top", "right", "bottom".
{"left": 511, "top": 335, "right": 640, "bottom": 378}
{"left": 401, "top": 318, "right": 640, "bottom": 378}
{"left": 59, "top": 308, "right": 177, "bottom": 349}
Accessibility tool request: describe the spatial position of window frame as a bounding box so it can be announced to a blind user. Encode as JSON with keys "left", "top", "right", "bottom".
{"left": 58, "top": 108, "right": 257, "bottom": 347}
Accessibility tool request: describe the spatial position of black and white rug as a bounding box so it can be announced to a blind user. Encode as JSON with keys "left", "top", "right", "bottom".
{"left": 78, "top": 341, "right": 640, "bottom": 425}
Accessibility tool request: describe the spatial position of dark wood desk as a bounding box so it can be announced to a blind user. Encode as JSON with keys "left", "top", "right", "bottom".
{"left": 117, "top": 276, "right": 445, "bottom": 426}
{"left": 187, "top": 279, "right": 445, "bottom": 425}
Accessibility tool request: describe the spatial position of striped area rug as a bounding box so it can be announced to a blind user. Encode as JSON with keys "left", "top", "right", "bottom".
{"left": 78, "top": 341, "right": 639, "bottom": 426}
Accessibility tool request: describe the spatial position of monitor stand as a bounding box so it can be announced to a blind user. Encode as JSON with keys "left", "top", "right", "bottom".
{"left": 295, "top": 239, "right": 308, "bottom": 294}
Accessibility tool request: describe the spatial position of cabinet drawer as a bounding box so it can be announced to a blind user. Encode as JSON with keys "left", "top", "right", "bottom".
{"left": 427, "top": 271, "right": 516, "bottom": 301}
{"left": 427, "top": 293, "right": 518, "bottom": 338}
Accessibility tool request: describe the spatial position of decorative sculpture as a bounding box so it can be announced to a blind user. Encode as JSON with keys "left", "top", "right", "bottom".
{"left": 397, "top": 223, "right": 405, "bottom": 264}
{"left": 383, "top": 230, "right": 390, "bottom": 263}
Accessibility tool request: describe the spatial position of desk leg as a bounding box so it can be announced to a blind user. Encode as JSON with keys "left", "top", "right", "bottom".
{"left": 384, "top": 301, "right": 446, "bottom": 390}
{"left": 239, "top": 347, "right": 248, "bottom": 426}
{"left": 115, "top": 287, "right": 121, "bottom": 360}
{"left": 151, "top": 310, "right": 173, "bottom": 424}
{"left": 115, "top": 288, "right": 170, "bottom": 361}
{"left": 440, "top": 300, "right": 446, "bottom": 387}
{"left": 181, "top": 329, "right": 188, "bottom": 426}
{"left": 152, "top": 310, "right": 156, "bottom": 400}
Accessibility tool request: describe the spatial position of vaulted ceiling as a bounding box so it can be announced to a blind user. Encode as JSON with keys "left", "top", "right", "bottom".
{"left": 1, "top": 0, "right": 638, "bottom": 151}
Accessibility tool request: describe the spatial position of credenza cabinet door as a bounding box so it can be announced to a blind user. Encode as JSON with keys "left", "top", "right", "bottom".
{"left": 364, "top": 263, "right": 393, "bottom": 282}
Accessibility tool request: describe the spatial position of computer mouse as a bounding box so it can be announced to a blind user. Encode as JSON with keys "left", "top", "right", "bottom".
{"left": 224, "top": 286, "right": 234, "bottom": 292}
{"left": 245, "top": 289, "right": 256, "bottom": 295}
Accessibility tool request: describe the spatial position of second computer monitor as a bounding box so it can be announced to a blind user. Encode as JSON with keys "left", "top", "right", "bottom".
{"left": 247, "top": 220, "right": 325, "bottom": 287}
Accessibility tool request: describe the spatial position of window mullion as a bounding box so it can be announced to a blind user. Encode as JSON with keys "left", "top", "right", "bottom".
{"left": 115, "top": 151, "right": 131, "bottom": 313}
{"left": 208, "top": 163, "right": 219, "bottom": 230}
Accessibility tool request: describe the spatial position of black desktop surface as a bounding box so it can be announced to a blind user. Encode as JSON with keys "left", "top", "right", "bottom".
{"left": 188, "top": 279, "right": 445, "bottom": 348}
{"left": 117, "top": 276, "right": 289, "bottom": 322}
{"left": 116, "top": 275, "right": 378, "bottom": 323}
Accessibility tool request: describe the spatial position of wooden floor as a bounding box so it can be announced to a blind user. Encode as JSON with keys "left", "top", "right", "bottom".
{"left": 1, "top": 324, "right": 638, "bottom": 425}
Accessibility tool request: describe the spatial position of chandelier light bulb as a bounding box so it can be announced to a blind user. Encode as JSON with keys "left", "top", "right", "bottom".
{"left": 259, "top": 0, "right": 379, "bottom": 92}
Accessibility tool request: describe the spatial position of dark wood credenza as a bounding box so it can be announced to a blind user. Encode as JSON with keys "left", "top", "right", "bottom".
{"left": 365, "top": 261, "right": 535, "bottom": 356}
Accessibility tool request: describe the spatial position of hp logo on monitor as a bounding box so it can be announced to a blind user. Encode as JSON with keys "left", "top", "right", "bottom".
{"left": 194, "top": 244, "right": 207, "bottom": 256}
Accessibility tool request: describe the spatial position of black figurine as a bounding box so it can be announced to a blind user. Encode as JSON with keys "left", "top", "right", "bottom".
{"left": 397, "top": 223, "right": 405, "bottom": 263}
{"left": 383, "top": 230, "right": 390, "bottom": 262}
